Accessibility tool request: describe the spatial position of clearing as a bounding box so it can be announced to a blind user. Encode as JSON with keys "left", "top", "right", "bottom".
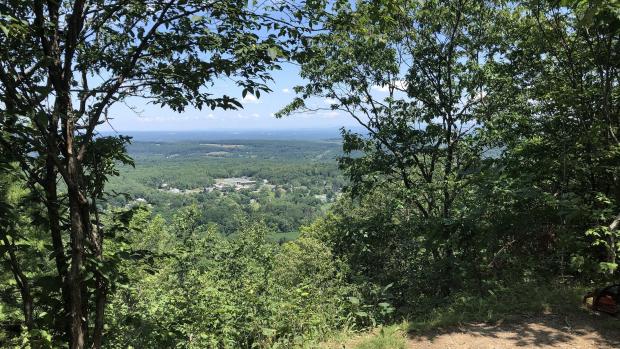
{"left": 407, "top": 312, "right": 619, "bottom": 348}
{"left": 326, "top": 310, "right": 619, "bottom": 349}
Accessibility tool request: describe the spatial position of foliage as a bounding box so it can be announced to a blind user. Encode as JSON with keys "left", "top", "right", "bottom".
{"left": 281, "top": 0, "right": 516, "bottom": 297}
{"left": 491, "top": 0, "right": 620, "bottom": 277}
{"left": 2, "top": 0, "right": 620, "bottom": 347}
{"left": 0, "top": 0, "right": 315, "bottom": 347}
{"left": 104, "top": 205, "right": 357, "bottom": 348}
{"left": 280, "top": 0, "right": 619, "bottom": 324}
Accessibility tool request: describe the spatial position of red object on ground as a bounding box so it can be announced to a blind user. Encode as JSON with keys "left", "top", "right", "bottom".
{"left": 590, "top": 284, "right": 619, "bottom": 316}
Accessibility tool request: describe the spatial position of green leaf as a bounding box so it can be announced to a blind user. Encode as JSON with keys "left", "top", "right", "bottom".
{"left": 261, "top": 328, "right": 276, "bottom": 337}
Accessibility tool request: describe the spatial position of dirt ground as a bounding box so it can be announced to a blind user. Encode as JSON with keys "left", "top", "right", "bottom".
{"left": 408, "top": 312, "right": 620, "bottom": 349}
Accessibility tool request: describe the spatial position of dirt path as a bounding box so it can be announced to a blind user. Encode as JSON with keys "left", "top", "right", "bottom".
{"left": 408, "top": 312, "right": 620, "bottom": 349}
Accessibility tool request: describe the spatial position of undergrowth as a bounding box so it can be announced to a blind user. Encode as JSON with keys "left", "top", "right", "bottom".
{"left": 408, "top": 282, "right": 588, "bottom": 332}
{"left": 353, "top": 325, "right": 407, "bottom": 349}
{"left": 317, "top": 282, "right": 597, "bottom": 349}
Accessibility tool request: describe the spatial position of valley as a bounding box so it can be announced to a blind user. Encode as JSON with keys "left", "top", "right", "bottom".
{"left": 107, "top": 134, "right": 347, "bottom": 238}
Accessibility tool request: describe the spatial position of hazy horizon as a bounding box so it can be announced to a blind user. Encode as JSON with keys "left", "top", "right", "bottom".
{"left": 99, "top": 127, "right": 365, "bottom": 142}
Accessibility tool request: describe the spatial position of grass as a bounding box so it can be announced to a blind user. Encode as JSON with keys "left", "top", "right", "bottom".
{"left": 353, "top": 325, "right": 407, "bottom": 349}
{"left": 316, "top": 282, "right": 605, "bottom": 348}
{"left": 407, "top": 282, "right": 589, "bottom": 332}
{"left": 316, "top": 325, "right": 407, "bottom": 349}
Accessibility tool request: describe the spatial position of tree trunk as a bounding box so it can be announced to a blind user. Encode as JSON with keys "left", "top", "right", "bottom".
{"left": 608, "top": 213, "right": 620, "bottom": 267}
{"left": 91, "top": 206, "right": 106, "bottom": 349}
{"left": 45, "top": 141, "right": 73, "bottom": 343}
{"left": 67, "top": 185, "right": 87, "bottom": 349}
{"left": 64, "top": 107, "right": 89, "bottom": 349}
{"left": 92, "top": 277, "right": 106, "bottom": 349}
{"left": 441, "top": 113, "right": 455, "bottom": 297}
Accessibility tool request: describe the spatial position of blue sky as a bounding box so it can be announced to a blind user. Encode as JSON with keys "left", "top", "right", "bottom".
{"left": 99, "top": 63, "right": 362, "bottom": 132}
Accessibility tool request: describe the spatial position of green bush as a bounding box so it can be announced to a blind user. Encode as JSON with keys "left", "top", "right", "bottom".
{"left": 104, "top": 206, "right": 358, "bottom": 348}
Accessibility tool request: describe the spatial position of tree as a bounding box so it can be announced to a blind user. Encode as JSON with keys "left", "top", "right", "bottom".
{"left": 482, "top": 0, "right": 620, "bottom": 277}
{"left": 0, "top": 1, "right": 310, "bottom": 347}
{"left": 281, "top": 0, "right": 619, "bottom": 305}
{"left": 0, "top": 163, "right": 35, "bottom": 336}
{"left": 280, "top": 0, "right": 508, "bottom": 294}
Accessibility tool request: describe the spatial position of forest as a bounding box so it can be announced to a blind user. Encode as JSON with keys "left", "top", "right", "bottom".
{"left": 0, "top": 0, "right": 619, "bottom": 348}
{"left": 106, "top": 138, "right": 346, "bottom": 236}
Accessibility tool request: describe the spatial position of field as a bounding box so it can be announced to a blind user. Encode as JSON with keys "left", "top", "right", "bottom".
{"left": 106, "top": 133, "right": 347, "bottom": 238}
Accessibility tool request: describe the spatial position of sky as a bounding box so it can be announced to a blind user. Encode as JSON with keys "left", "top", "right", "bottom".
{"left": 98, "top": 63, "right": 363, "bottom": 132}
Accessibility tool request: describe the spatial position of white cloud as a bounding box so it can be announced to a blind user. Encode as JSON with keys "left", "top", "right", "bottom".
{"left": 282, "top": 88, "right": 291, "bottom": 94}
{"left": 393, "top": 80, "right": 408, "bottom": 90}
{"left": 234, "top": 112, "right": 261, "bottom": 119}
{"left": 318, "top": 111, "right": 341, "bottom": 119}
{"left": 372, "top": 85, "right": 389, "bottom": 92}
{"left": 137, "top": 113, "right": 223, "bottom": 122}
{"left": 372, "top": 85, "right": 390, "bottom": 92}
{"left": 242, "top": 94, "right": 261, "bottom": 104}
{"left": 136, "top": 116, "right": 166, "bottom": 123}
{"left": 323, "top": 98, "right": 338, "bottom": 105}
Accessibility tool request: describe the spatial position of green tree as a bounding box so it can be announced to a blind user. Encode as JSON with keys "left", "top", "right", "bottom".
{"left": 283, "top": 0, "right": 619, "bottom": 308}
{"left": 0, "top": 1, "right": 310, "bottom": 347}
{"left": 105, "top": 206, "right": 353, "bottom": 348}
{"left": 281, "top": 0, "right": 508, "bottom": 294}
{"left": 491, "top": 0, "right": 620, "bottom": 276}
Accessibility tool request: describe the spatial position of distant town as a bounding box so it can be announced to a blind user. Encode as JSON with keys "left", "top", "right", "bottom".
{"left": 157, "top": 176, "right": 266, "bottom": 194}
